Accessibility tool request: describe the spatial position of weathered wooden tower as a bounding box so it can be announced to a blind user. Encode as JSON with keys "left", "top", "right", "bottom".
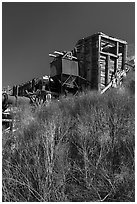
{"left": 74, "top": 32, "right": 127, "bottom": 91}
{"left": 49, "top": 32, "right": 127, "bottom": 95}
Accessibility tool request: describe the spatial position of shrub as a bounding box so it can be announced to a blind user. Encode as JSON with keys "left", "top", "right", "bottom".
{"left": 2, "top": 89, "right": 135, "bottom": 202}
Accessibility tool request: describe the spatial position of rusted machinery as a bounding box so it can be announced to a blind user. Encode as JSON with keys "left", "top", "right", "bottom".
{"left": 2, "top": 92, "right": 33, "bottom": 132}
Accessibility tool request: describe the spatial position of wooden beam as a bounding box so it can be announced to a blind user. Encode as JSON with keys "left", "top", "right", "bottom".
{"left": 122, "top": 44, "right": 127, "bottom": 70}
{"left": 49, "top": 54, "right": 57, "bottom": 57}
{"left": 100, "top": 51, "right": 119, "bottom": 58}
{"left": 54, "top": 51, "right": 64, "bottom": 55}
{"left": 100, "top": 33, "right": 127, "bottom": 45}
{"left": 101, "top": 81, "right": 113, "bottom": 94}
{"left": 2, "top": 119, "right": 13, "bottom": 122}
{"left": 114, "top": 41, "right": 119, "bottom": 73}
{"left": 105, "top": 55, "right": 110, "bottom": 85}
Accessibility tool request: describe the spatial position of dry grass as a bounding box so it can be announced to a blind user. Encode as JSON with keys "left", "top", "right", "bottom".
{"left": 2, "top": 87, "right": 135, "bottom": 202}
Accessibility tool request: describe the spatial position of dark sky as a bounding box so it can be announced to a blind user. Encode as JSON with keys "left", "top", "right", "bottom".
{"left": 2, "top": 2, "right": 135, "bottom": 87}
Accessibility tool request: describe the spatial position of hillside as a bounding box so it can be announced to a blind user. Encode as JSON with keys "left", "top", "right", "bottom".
{"left": 2, "top": 87, "right": 135, "bottom": 202}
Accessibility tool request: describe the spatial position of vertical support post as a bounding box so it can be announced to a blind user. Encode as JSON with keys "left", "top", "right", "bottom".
{"left": 16, "top": 85, "right": 18, "bottom": 97}
{"left": 61, "top": 58, "right": 63, "bottom": 95}
{"left": 122, "top": 43, "right": 127, "bottom": 70}
{"left": 105, "top": 55, "right": 110, "bottom": 85}
{"left": 114, "top": 41, "right": 119, "bottom": 73}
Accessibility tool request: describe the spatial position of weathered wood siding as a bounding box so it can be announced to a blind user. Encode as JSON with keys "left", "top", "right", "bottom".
{"left": 75, "top": 32, "right": 127, "bottom": 91}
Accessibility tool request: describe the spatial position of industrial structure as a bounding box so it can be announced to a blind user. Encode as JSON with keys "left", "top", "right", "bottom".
{"left": 49, "top": 32, "right": 128, "bottom": 95}
{"left": 6, "top": 32, "right": 132, "bottom": 99}
{"left": 2, "top": 32, "right": 135, "bottom": 131}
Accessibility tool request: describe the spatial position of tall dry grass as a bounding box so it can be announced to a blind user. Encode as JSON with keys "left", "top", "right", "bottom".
{"left": 2, "top": 88, "right": 135, "bottom": 202}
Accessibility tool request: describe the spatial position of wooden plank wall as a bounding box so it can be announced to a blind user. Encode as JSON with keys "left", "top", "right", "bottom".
{"left": 74, "top": 33, "right": 127, "bottom": 92}
{"left": 75, "top": 35, "right": 99, "bottom": 90}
